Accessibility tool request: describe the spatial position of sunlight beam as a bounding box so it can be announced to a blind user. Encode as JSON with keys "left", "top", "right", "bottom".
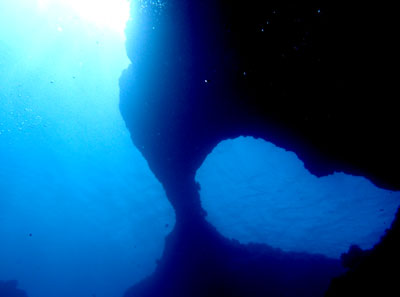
{"left": 37, "top": 0, "right": 131, "bottom": 34}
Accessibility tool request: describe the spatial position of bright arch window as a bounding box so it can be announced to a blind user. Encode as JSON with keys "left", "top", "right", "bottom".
{"left": 197, "top": 136, "right": 400, "bottom": 258}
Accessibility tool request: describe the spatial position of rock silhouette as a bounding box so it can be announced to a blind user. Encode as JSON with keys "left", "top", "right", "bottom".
{"left": 120, "top": 1, "right": 400, "bottom": 296}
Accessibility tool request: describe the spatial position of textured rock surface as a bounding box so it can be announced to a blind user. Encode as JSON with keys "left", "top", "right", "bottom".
{"left": 120, "top": 1, "right": 399, "bottom": 296}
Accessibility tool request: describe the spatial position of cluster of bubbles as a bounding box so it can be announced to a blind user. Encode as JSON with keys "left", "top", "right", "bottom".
{"left": 0, "top": 85, "right": 45, "bottom": 136}
{"left": 137, "top": 0, "right": 166, "bottom": 15}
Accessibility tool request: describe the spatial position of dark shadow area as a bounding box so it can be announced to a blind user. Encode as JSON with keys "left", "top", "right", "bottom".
{"left": 126, "top": 219, "right": 343, "bottom": 297}
{"left": 0, "top": 280, "right": 28, "bottom": 297}
{"left": 326, "top": 207, "right": 400, "bottom": 296}
{"left": 120, "top": 1, "right": 399, "bottom": 296}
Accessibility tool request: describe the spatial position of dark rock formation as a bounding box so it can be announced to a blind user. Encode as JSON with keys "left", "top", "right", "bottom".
{"left": 119, "top": 0, "right": 399, "bottom": 296}
{"left": 126, "top": 220, "right": 342, "bottom": 297}
{"left": 326, "top": 207, "right": 400, "bottom": 297}
{"left": 0, "top": 280, "right": 28, "bottom": 297}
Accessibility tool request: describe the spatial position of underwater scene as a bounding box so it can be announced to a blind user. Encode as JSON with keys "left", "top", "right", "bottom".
{"left": 1, "top": 1, "right": 399, "bottom": 297}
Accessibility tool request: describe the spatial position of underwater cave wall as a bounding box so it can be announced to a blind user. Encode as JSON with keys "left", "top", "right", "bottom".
{"left": 119, "top": 1, "right": 400, "bottom": 296}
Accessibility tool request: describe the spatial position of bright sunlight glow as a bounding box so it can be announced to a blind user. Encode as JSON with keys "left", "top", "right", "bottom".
{"left": 37, "top": 0, "right": 131, "bottom": 34}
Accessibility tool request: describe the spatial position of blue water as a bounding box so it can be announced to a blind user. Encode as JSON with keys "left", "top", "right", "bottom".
{"left": 0, "top": 2, "right": 174, "bottom": 297}
{"left": 197, "top": 136, "right": 400, "bottom": 258}
{"left": 1, "top": 1, "right": 399, "bottom": 297}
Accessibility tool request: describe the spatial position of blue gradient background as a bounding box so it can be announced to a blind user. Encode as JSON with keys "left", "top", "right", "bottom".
{"left": 1, "top": 1, "right": 399, "bottom": 297}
